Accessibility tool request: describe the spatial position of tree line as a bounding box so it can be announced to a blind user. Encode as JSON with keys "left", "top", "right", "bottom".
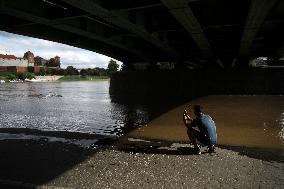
{"left": 35, "top": 59, "right": 120, "bottom": 76}
{"left": 65, "top": 59, "right": 120, "bottom": 76}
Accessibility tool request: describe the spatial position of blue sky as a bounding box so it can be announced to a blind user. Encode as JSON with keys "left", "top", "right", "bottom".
{"left": 0, "top": 31, "right": 122, "bottom": 69}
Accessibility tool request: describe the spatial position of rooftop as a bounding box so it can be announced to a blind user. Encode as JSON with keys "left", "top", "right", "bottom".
{"left": 0, "top": 54, "right": 17, "bottom": 59}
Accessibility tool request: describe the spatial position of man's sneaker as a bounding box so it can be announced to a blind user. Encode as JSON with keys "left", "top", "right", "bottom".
{"left": 193, "top": 147, "right": 201, "bottom": 155}
{"left": 207, "top": 145, "right": 216, "bottom": 153}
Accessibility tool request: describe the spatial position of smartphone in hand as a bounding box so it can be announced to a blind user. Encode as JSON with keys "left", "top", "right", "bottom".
{"left": 183, "top": 108, "right": 192, "bottom": 124}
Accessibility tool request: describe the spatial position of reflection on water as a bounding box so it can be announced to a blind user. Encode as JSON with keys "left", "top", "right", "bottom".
{"left": 1, "top": 82, "right": 284, "bottom": 150}
{"left": 129, "top": 95, "right": 284, "bottom": 150}
{"left": 0, "top": 82, "right": 150, "bottom": 136}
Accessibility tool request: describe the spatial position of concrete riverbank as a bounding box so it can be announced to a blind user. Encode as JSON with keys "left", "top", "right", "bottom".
{"left": 35, "top": 76, "right": 63, "bottom": 81}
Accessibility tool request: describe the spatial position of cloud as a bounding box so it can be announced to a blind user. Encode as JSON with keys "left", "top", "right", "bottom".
{"left": 0, "top": 31, "right": 122, "bottom": 68}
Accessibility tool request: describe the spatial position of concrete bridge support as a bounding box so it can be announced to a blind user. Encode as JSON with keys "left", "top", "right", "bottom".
{"left": 110, "top": 69, "right": 284, "bottom": 103}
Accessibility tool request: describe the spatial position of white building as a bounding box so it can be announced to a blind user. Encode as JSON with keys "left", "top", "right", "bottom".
{"left": 0, "top": 54, "right": 33, "bottom": 72}
{"left": 0, "top": 56, "right": 29, "bottom": 67}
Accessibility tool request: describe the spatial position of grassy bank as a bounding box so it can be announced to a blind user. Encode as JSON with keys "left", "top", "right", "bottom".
{"left": 0, "top": 72, "right": 35, "bottom": 81}
{"left": 0, "top": 76, "right": 6, "bottom": 81}
{"left": 0, "top": 73, "right": 109, "bottom": 82}
{"left": 58, "top": 75, "right": 109, "bottom": 81}
{"left": 0, "top": 72, "right": 13, "bottom": 81}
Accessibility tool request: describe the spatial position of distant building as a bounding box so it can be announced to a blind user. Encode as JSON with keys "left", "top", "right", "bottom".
{"left": 0, "top": 54, "right": 17, "bottom": 59}
{"left": 0, "top": 51, "right": 61, "bottom": 74}
{"left": 34, "top": 56, "right": 48, "bottom": 66}
{"left": 0, "top": 54, "right": 29, "bottom": 72}
{"left": 54, "top": 56, "right": 60, "bottom": 66}
{"left": 23, "top": 51, "right": 35, "bottom": 66}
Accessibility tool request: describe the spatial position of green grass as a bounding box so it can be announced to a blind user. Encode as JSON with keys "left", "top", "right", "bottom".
{"left": 58, "top": 75, "right": 110, "bottom": 81}
{"left": 0, "top": 76, "right": 6, "bottom": 81}
{"left": 0, "top": 72, "right": 14, "bottom": 77}
{"left": 0, "top": 72, "right": 16, "bottom": 81}
{"left": 0, "top": 72, "right": 35, "bottom": 81}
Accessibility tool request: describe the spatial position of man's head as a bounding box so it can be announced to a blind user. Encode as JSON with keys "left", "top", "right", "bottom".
{"left": 193, "top": 104, "right": 202, "bottom": 117}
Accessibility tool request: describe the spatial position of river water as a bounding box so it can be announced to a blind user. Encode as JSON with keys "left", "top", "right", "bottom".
{"left": 0, "top": 81, "right": 284, "bottom": 150}
{"left": 129, "top": 95, "right": 284, "bottom": 150}
{"left": 0, "top": 81, "right": 150, "bottom": 136}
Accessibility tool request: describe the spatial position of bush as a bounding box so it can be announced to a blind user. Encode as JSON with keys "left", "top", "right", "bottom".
{"left": 25, "top": 72, "right": 35, "bottom": 80}
{"left": 6, "top": 74, "right": 17, "bottom": 81}
{"left": 39, "top": 69, "right": 46, "bottom": 76}
{"left": 16, "top": 73, "right": 25, "bottom": 80}
{"left": 14, "top": 72, "right": 35, "bottom": 80}
{"left": 57, "top": 69, "right": 64, "bottom": 76}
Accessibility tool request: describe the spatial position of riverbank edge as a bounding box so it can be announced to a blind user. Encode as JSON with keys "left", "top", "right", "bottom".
{"left": 0, "top": 128, "right": 283, "bottom": 162}
{"left": 0, "top": 137, "right": 283, "bottom": 189}
{"left": 0, "top": 74, "right": 109, "bottom": 82}
{"left": 58, "top": 75, "right": 109, "bottom": 81}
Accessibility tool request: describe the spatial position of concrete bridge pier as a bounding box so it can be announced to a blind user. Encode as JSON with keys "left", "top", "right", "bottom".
{"left": 110, "top": 69, "right": 284, "bottom": 104}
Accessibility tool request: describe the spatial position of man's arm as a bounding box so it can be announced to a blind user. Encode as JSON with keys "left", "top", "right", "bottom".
{"left": 183, "top": 114, "right": 193, "bottom": 129}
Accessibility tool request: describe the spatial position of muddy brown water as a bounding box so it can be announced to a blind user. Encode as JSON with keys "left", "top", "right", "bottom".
{"left": 128, "top": 95, "right": 284, "bottom": 151}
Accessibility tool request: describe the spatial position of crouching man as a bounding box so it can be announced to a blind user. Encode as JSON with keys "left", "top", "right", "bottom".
{"left": 183, "top": 105, "right": 217, "bottom": 155}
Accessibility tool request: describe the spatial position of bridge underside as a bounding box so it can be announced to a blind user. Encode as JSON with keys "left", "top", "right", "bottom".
{"left": 0, "top": 0, "right": 284, "bottom": 68}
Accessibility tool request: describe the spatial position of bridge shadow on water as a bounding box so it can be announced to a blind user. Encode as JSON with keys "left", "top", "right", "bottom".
{"left": 110, "top": 94, "right": 196, "bottom": 135}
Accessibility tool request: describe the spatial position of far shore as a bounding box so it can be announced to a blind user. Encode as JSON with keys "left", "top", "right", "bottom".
{"left": 0, "top": 74, "right": 110, "bottom": 82}
{"left": 57, "top": 75, "right": 110, "bottom": 81}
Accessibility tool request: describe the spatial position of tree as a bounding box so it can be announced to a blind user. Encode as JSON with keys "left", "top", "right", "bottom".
{"left": 65, "top": 66, "right": 79, "bottom": 75}
{"left": 93, "top": 67, "right": 107, "bottom": 76}
{"left": 47, "top": 57, "right": 60, "bottom": 67}
{"left": 107, "top": 59, "right": 119, "bottom": 73}
{"left": 80, "top": 69, "right": 88, "bottom": 76}
{"left": 57, "top": 69, "right": 65, "bottom": 76}
{"left": 86, "top": 68, "right": 94, "bottom": 75}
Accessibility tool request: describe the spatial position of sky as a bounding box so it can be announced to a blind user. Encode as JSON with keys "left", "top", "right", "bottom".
{"left": 0, "top": 31, "right": 122, "bottom": 69}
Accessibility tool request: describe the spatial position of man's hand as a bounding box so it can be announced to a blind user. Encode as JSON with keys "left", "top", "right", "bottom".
{"left": 183, "top": 113, "right": 192, "bottom": 126}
